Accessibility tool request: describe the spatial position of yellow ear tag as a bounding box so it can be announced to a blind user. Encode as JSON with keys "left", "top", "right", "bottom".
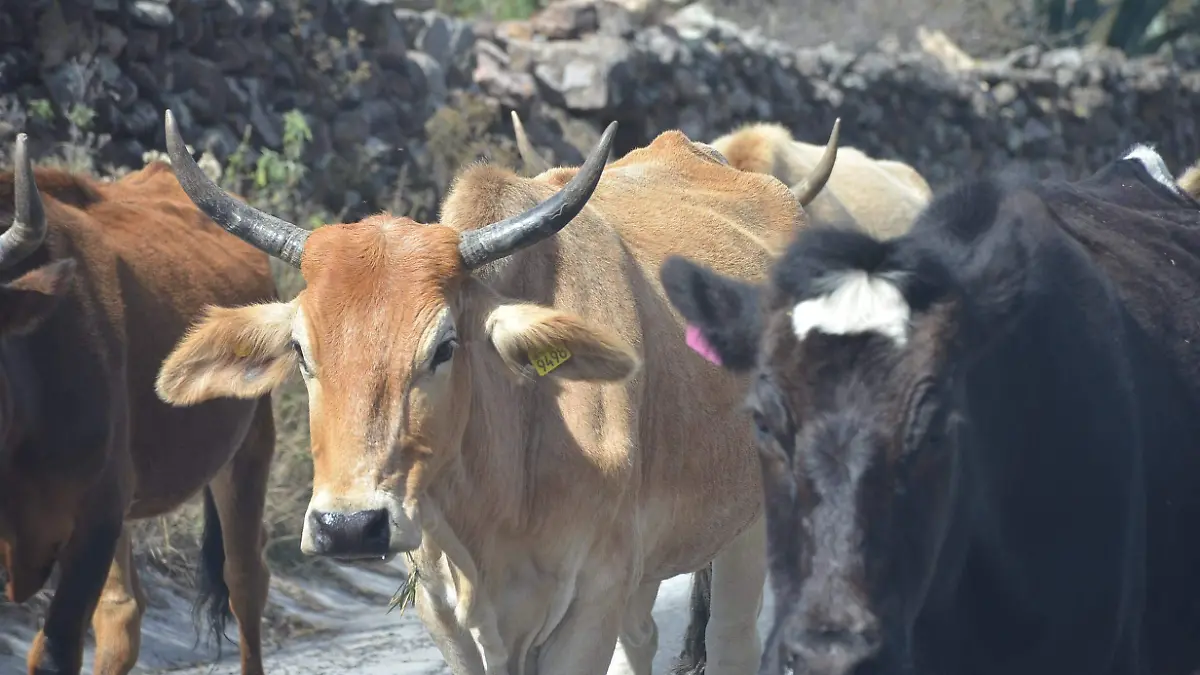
{"left": 233, "top": 342, "right": 252, "bottom": 359}
{"left": 529, "top": 345, "right": 572, "bottom": 376}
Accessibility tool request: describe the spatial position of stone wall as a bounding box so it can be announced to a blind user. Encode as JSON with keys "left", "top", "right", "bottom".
{"left": 2, "top": 0, "right": 1199, "bottom": 222}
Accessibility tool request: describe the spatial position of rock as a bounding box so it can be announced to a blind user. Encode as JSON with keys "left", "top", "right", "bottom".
{"left": 35, "top": 0, "right": 95, "bottom": 69}
{"left": 196, "top": 125, "right": 242, "bottom": 157}
{"left": 98, "top": 23, "right": 128, "bottom": 58}
{"left": 530, "top": 0, "right": 599, "bottom": 40}
{"left": 160, "top": 94, "right": 196, "bottom": 135}
{"left": 418, "top": 12, "right": 453, "bottom": 69}
{"left": 117, "top": 99, "right": 159, "bottom": 137}
{"left": 474, "top": 40, "right": 537, "bottom": 105}
{"left": 125, "top": 29, "right": 160, "bottom": 61}
{"left": 0, "top": 0, "right": 1196, "bottom": 242}
{"left": 130, "top": 0, "right": 176, "bottom": 28}
{"left": 406, "top": 50, "right": 446, "bottom": 108}
{"left": 245, "top": 80, "right": 281, "bottom": 148}
{"left": 393, "top": 8, "right": 427, "bottom": 45}
{"left": 991, "top": 81, "right": 1018, "bottom": 106}
{"left": 531, "top": 36, "right": 632, "bottom": 111}
{"left": 166, "top": 53, "right": 229, "bottom": 122}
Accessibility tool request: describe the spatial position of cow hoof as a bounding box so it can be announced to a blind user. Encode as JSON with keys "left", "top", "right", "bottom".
{"left": 669, "top": 658, "right": 706, "bottom": 675}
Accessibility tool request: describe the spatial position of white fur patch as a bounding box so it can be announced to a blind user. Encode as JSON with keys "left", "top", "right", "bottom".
{"left": 791, "top": 271, "right": 911, "bottom": 346}
{"left": 1123, "top": 144, "right": 1182, "bottom": 194}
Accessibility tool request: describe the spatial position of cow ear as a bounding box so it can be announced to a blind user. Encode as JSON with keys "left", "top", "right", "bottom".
{"left": 0, "top": 259, "right": 77, "bottom": 336}
{"left": 156, "top": 302, "right": 298, "bottom": 405}
{"left": 484, "top": 301, "right": 640, "bottom": 382}
{"left": 660, "top": 255, "right": 763, "bottom": 372}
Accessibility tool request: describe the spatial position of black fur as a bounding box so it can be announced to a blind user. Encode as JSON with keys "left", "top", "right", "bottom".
{"left": 660, "top": 256, "right": 763, "bottom": 372}
{"left": 192, "top": 486, "right": 234, "bottom": 655}
{"left": 670, "top": 563, "right": 713, "bottom": 675}
{"left": 661, "top": 149, "right": 1200, "bottom": 675}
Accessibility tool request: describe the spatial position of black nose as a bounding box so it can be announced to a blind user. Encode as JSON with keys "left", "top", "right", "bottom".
{"left": 307, "top": 509, "right": 390, "bottom": 557}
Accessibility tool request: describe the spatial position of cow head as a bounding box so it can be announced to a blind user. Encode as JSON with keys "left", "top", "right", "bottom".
{"left": 154, "top": 111, "right": 639, "bottom": 562}
{"left": 0, "top": 134, "right": 80, "bottom": 603}
{"left": 660, "top": 218, "right": 993, "bottom": 674}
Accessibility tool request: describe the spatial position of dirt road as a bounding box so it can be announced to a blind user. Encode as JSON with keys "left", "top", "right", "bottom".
{"left": 1, "top": 560, "right": 777, "bottom": 674}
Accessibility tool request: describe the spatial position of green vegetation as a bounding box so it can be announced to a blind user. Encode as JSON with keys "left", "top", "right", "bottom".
{"left": 437, "top": 0, "right": 541, "bottom": 20}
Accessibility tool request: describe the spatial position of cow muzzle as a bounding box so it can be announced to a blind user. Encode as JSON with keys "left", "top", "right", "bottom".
{"left": 300, "top": 494, "right": 422, "bottom": 561}
{"left": 791, "top": 626, "right": 881, "bottom": 675}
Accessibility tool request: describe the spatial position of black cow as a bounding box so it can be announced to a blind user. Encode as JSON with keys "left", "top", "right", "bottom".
{"left": 661, "top": 145, "right": 1200, "bottom": 675}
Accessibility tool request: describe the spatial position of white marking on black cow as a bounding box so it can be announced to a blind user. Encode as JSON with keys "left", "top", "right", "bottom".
{"left": 1123, "top": 144, "right": 1183, "bottom": 195}
{"left": 791, "top": 271, "right": 911, "bottom": 346}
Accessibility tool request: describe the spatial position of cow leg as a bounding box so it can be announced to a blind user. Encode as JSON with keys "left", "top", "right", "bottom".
{"left": 608, "top": 580, "right": 660, "bottom": 675}
{"left": 413, "top": 547, "right": 488, "bottom": 674}
{"left": 705, "top": 515, "right": 766, "bottom": 675}
{"left": 91, "top": 526, "right": 146, "bottom": 675}
{"left": 27, "top": 515, "right": 122, "bottom": 674}
{"left": 537, "top": 596, "right": 625, "bottom": 675}
{"left": 205, "top": 401, "right": 274, "bottom": 675}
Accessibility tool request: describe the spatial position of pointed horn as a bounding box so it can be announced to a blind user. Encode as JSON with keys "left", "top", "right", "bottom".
{"left": 791, "top": 118, "right": 840, "bottom": 207}
{"left": 0, "top": 133, "right": 48, "bottom": 270}
{"left": 458, "top": 121, "right": 618, "bottom": 270}
{"left": 511, "top": 111, "right": 552, "bottom": 176}
{"left": 164, "top": 109, "right": 309, "bottom": 268}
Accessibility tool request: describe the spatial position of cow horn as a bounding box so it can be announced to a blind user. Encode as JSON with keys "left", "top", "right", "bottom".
{"left": 791, "top": 118, "right": 841, "bottom": 207}
{"left": 458, "top": 120, "right": 617, "bottom": 270}
{"left": 164, "top": 109, "right": 309, "bottom": 268}
{"left": 0, "top": 134, "right": 48, "bottom": 270}
{"left": 511, "top": 111, "right": 553, "bottom": 177}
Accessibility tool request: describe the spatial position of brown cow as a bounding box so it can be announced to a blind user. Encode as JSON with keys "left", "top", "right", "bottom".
{"left": 0, "top": 134, "right": 277, "bottom": 675}
{"left": 709, "top": 121, "right": 933, "bottom": 239}
{"left": 154, "top": 110, "right": 839, "bottom": 674}
{"left": 511, "top": 113, "right": 873, "bottom": 239}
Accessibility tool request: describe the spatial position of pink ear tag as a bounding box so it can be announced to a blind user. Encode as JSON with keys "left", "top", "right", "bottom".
{"left": 685, "top": 324, "right": 723, "bottom": 366}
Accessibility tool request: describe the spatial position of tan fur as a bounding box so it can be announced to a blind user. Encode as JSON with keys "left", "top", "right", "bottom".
{"left": 1178, "top": 160, "right": 1200, "bottom": 200}
{"left": 159, "top": 129, "right": 801, "bottom": 673}
{"left": 485, "top": 302, "right": 641, "bottom": 381}
{"left": 711, "top": 121, "right": 933, "bottom": 239}
{"left": 0, "top": 161, "right": 277, "bottom": 675}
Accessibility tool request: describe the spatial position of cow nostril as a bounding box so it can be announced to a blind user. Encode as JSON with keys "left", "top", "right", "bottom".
{"left": 360, "top": 509, "right": 389, "bottom": 549}
{"left": 308, "top": 508, "right": 390, "bottom": 557}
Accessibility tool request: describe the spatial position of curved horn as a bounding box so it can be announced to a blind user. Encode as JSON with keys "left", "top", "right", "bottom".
{"left": 511, "top": 111, "right": 552, "bottom": 177}
{"left": 164, "top": 109, "right": 309, "bottom": 268}
{"left": 0, "top": 133, "right": 48, "bottom": 270}
{"left": 791, "top": 117, "right": 841, "bottom": 207}
{"left": 458, "top": 121, "right": 618, "bottom": 270}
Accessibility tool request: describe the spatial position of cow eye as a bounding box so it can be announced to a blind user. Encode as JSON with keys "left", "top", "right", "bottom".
{"left": 291, "top": 340, "right": 311, "bottom": 377}
{"left": 431, "top": 335, "right": 458, "bottom": 371}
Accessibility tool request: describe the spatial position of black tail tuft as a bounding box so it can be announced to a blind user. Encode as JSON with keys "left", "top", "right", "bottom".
{"left": 192, "top": 486, "right": 234, "bottom": 657}
{"left": 671, "top": 562, "right": 713, "bottom": 675}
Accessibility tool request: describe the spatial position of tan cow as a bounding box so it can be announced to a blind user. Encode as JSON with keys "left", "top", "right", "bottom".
{"left": 154, "top": 109, "right": 839, "bottom": 674}
{"left": 0, "top": 135, "right": 277, "bottom": 674}
{"left": 709, "top": 121, "right": 933, "bottom": 239}
{"left": 1179, "top": 159, "right": 1200, "bottom": 198}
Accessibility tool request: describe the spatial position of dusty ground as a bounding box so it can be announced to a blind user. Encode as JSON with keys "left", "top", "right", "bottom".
{"left": 0, "top": 563, "right": 778, "bottom": 674}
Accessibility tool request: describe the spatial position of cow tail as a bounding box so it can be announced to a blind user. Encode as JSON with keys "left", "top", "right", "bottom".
{"left": 192, "top": 486, "right": 234, "bottom": 654}
{"left": 671, "top": 562, "right": 713, "bottom": 675}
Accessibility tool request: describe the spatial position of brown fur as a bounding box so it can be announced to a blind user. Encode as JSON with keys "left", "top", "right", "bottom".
{"left": 157, "top": 129, "right": 799, "bottom": 673}
{"left": 0, "top": 161, "right": 277, "bottom": 675}
{"left": 710, "top": 122, "right": 933, "bottom": 239}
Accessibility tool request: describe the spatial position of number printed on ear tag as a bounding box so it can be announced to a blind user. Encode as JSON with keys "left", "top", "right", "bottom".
{"left": 528, "top": 345, "right": 573, "bottom": 376}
